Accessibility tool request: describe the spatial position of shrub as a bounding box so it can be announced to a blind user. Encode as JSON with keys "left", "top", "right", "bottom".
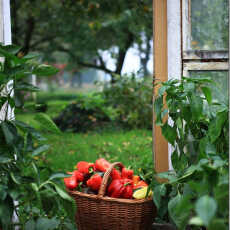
{"left": 53, "top": 94, "right": 112, "bottom": 132}
{"left": 101, "top": 73, "right": 153, "bottom": 129}
{"left": 53, "top": 74, "right": 153, "bottom": 132}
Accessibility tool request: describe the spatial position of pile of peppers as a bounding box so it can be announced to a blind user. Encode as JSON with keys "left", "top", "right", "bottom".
{"left": 64, "top": 158, "right": 148, "bottom": 199}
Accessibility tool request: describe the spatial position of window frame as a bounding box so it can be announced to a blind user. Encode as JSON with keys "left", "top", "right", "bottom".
{"left": 182, "top": 0, "right": 229, "bottom": 74}
{"left": 153, "top": 0, "right": 229, "bottom": 173}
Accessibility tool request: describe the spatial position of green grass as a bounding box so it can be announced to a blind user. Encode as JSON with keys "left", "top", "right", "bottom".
{"left": 16, "top": 93, "right": 154, "bottom": 180}
{"left": 41, "top": 129, "right": 153, "bottom": 173}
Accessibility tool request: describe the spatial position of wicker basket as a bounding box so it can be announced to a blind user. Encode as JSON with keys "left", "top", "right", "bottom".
{"left": 68, "top": 162, "right": 157, "bottom": 230}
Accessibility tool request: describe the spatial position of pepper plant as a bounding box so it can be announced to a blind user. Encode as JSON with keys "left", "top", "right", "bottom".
{"left": 152, "top": 77, "right": 229, "bottom": 230}
{"left": 0, "top": 44, "right": 76, "bottom": 230}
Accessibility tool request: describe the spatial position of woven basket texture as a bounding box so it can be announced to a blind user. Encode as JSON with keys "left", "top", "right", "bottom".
{"left": 69, "top": 162, "right": 157, "bottom": 230}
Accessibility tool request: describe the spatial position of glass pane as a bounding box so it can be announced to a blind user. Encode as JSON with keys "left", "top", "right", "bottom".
{"left": 190, "top": 0, "right": 229, "bottom": 50}
{"left": 189, "top": 71, "right": 229, "bottom": 103}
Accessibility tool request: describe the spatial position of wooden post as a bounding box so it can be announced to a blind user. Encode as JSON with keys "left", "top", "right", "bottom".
{"left": 153, "top": 0, "right": 169, "bottom": 173}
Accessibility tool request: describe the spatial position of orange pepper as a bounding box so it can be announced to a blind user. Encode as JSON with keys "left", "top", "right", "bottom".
{"left": 133, "top": 180, "right": 148, "bottom": 190}
{"left": 132, "top": 175, "right": 140, "bottom": 185}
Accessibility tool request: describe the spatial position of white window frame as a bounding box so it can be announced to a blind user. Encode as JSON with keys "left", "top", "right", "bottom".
{"left": 166, "top": 0, "right": 229, "bottom": 170}
{"left": 182, "top": 0, "right": 229, "bottom": 73}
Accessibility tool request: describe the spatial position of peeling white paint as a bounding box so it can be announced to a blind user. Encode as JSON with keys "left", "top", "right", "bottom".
{"left": 167, "top": 0, "right": 182, "bottom": 170}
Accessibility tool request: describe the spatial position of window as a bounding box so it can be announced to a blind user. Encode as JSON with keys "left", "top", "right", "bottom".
{"left": 154, "top": 0, "right": 229, "bottom": 172}
{"left": 182, "top": 0, "right": 229, "bottom": 97}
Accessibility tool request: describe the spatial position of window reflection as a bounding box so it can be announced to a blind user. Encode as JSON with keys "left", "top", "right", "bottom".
{"left": 191, "top": 0, "right": 229, "bottom": 50}
{"left": 189, "top": 71, "right": 229, "bottom": 103}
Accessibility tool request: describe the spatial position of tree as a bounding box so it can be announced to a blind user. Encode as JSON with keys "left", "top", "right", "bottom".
{"left": 11, "top": 0, "right": 152, "bottom": 83}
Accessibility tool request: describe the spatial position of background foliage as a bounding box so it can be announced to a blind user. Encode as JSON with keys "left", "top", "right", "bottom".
{"left": 11, "top": 0, "right": 152, "bottom": 81}
{"left": 51, "top": 73, "right": 153, "bottom": 132}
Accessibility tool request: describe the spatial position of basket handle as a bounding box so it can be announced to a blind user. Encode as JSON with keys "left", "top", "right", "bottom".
{"left": 98, "top": 162, "right": 124, "bottom": 197}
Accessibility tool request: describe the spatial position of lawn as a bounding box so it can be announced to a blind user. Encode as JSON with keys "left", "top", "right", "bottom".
{"left": 16, "top": 92, "right": 154, "bottom": 180}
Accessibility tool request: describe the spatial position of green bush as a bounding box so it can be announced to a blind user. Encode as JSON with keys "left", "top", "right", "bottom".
{"left": 53, "top": 94, "right": 118, "bottom": 133}
{"left": 101, "top": 73, "right": 153, "bottom": 129}
{"left": 52, "top": 74, "right": 153, "bottom": 131}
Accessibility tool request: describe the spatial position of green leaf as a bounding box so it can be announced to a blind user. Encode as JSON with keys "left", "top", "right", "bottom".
{"left": 187, "top": 77, "right": 213, "bottom": 84}
{"left": 153, "top": 184, "right": 166, "bottom": 210}
{"left": 168, "top": 193, "right": 190, "bottom": 230}
{"left": 3, "top": 44, "right": 21, "bottom": 55}
{"left": 31, "top": 183, "right": 39, "bottom": 192}
{"left": 208, "top": 218, "right": 228, "bottom": 230}
{"left": 49, "top": 173, "right": 71, "bottom": 180}
{"left": 32, "top": 144, "right": 50, "bottom": 156}
{"left": 25, "top": 219, "right": 36, "bottom": 230}
{"left": 14, "top": 120, "right": 46, "bottom": 141}
{"left": 32, "top": 64, "right": 59, "bottom": 76}
{"left": 171, "top": 149, "right": 180, "bottom": 171}
{"left": 34, "top": 113, "right": 61, "bottom": 134}
{"left": 1, "top": 121, "right": 18, "bottom": 145}
{"left": 15, "top": 82, "right": 40, "bottom": 92}
{"left": 181, "top": 105, "right": 191, "bottom": 122}
{"left": 161, "top": 123, "right": 177, "bottom": 145}
{"left": 208, "top": 111, "right": 227, "bottom": 143}
{"left": 36, "top": 217, "right": 60, "bottom": 230}
{"left": 0, "top": 185, "right": 7, "bottom": 201}
{"left": 184, "top": 82, "right": 195, "bottom": 93}
{"left": 0, "top": 196, "right": 14, "bottom": 228}
{"left": 9, "top": 189, "right": 20, "bottom": 200}
{"left": 218, "top": 173, "right": 229, "bottom": 186}
{"left": 23, "top": 52, "right": 40, "bottom": 60}
{"left": 201, "top": 87, "right": 212, "bottom": 104}
{"left": 157, "top": 171, "right": 178, "bottom": 183}
{"left": 154, "top": 95, "right": 163, "bottom": 125}
{"left": 195, "top": 195, "right": 217, "bottom": 227}
{"left": 189, "top": 93, "right": 203, "bottom": 121}
{"left": 25, "top": 132, "right": 33, "bottom": 152}
{"left": 63, "top": 222, "right": 76, "bottom": 230}
{"left": 189, "top": 216, "right": 204, "bottom": 226}
{"left": 0, "top": 156, "right": 12, "bottom": 164}
{"left": 0, "top": 46, "right": 20, "bottom": 63}
{"left": 205, "top": 142, "right": 216, "bottom": 155}
{"left": 199, "top": 137, "right": 217, "bottom": 156}
{"left": 158, "top": 85, "right": 169, "bottom": 96}
{"left": 53, "top": 183, "right": 73, "bottom": 202}
{"left": 10, "top": 172, "right": 21, "bottom": 185}
{"left": 211, "top": 157, "right": 226, "bottom": 169}
{"left": 173, "top": 194, "right": 193, "bottom": 230}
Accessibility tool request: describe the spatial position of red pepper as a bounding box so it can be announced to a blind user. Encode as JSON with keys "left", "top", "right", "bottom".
{"left": 121, "top": 167, "right": 134, "bottom": 179}
{"left": 108, "top": 179, "right": 125, "bottom": 198}
{"left": 64, "top": 176, "right": 78, "bottom": 190}
{"left": 73, "top": 170, "right": 84, "bottom": 182}
{"left": 123, "top": 184, "right": 133, "bottom": 199}
{"left": 76, "top": 161, "right": 94, "bottom": 174}
{"left": 133, "top": 180, "right": 148, "bottom": 190}
{"left": 111, "top": 169, "right": 121, "bottom": 180}
{"left": 122, "top": 178, "right": 133, "bottom": 199}
{"left": 86, "top": 173, "right": 103, "bottom": 191}
{"left": 95, "top": 158, "right": 111, "bottom": 172}
{"left": 108, "top": 179, "right": 133, "bottom": 199}
{"left": 67, "top": 170, "right": 84, "bottom": 182}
